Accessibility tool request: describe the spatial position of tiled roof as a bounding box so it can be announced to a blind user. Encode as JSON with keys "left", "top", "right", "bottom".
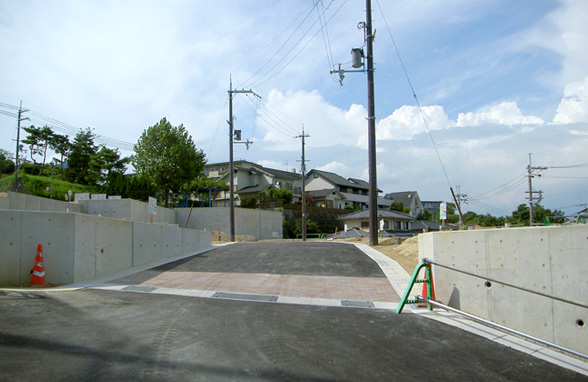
{"left": 384, "top": 191, "right": 418, "bottom": 206}
{"left": 309, "top": 170, "right": 381, "bottom": 192}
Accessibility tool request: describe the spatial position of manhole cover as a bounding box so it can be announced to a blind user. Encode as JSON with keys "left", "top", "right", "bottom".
{"left": 121, "top": 286, "right": 157, "bottom": 293}
{"left": 341, "top": 300, "right": 375, "bottom": 308}
{"left": 212, "top": 292, "right": 278, "bottom": 302}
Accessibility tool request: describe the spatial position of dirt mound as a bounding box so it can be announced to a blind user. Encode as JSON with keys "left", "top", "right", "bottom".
{"left": 373, "top": 235, "right": 419, "bottom": 274}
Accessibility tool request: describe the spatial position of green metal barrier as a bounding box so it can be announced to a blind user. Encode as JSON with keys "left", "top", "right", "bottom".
{"left": 396, "top": 260, "right": 434, "bottom": 314}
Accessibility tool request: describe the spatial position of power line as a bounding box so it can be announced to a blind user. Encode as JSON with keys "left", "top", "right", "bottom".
{"left": 237, "top": 3, "right": 319, "bottom": 89}
{"left": 244, "top": 0, "right": 347, "bottom": 89}
{"left": 375, "top": 0, "right": 453, "bottom": 190}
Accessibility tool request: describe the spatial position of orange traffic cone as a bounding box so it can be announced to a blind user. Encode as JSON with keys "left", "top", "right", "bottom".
{"left": 417, "top": 266, "right": 436, "bottom": 308}
{"left": 30, "top": 244, "right": 46, "bottom": 286}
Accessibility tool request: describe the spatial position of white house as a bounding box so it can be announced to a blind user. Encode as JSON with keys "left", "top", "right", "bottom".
{"left": 204, "top": 161, "right": 303, "bottom": 205}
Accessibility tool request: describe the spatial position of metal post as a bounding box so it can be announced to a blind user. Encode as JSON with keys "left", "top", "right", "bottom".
{"left": 365, "top": 0, "right": 378, "bottom": 246}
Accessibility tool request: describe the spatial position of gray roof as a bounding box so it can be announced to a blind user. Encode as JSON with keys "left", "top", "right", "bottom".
{"left": 308, "top": 169, "right": 382, "bottom": 192}
{"left": 384, "top": 191, "right": 419, "bottom": 206}
{"left": 207, "top": 161, "right": 301, "bottom": 182}
{"left": 339, "top": 209, "right": 414, "bottom": 221}
{"left": 237, "top": 184, "right": 272, "bottom": 194}
{"left": 308, "top": 188, "right": 344, "bottom": 199}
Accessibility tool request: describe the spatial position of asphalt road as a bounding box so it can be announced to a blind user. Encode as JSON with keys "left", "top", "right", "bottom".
{"left": 1, "top": 242, "right": 586, "bottom": 381}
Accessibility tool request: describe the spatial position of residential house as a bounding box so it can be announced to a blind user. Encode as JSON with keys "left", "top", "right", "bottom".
{"left": 422, "top": 201, "right": 444, "bottom": 220}
{"left": 384, "top": 191, "right": 425, "bottom": 218}
{"left": 305, "top": 169, "right": 393, "bottom": 210}
{"left": 204, "top": 161, "right": 303, "bottom": 206}
{"left": 339, "top": 209, "right": 414, "bottom": 232}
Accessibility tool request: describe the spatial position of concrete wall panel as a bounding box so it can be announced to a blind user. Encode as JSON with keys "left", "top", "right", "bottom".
{"left": 553, "top": 301, "right": 587, "bottom": 354}
{"left": 420, "top": 225, "right": 588, "bottom": 356}
{"left": 73, "top": 214, "right": 98, "bottom": 283}
{"left": 94, "top": 217, "right": 133, "bottom": 276}
{"left": 24, "top": 194, "right": 41, "bottom": 211}
{"left": 0, "top": 211, "right": 23, "bottom": 285}
{"left": 162, "top": 225, "right": 183, "bottom": 255}
{"left": 8, "top": 192, "right": 26, "bottom": 210}
{"left": 549, "top": 225, "right": 587, "bottom": 303}
{"left": 19, "top": 212, "right": 76, "bottom": 285}
{"left": 177, "top": 207, "right": 283, "bottom": 240}
{"left": 0, "top": 210, "right": 211, "bottom": 286}
{"left": 132, "top": 223, "right": 162, "bottom": 266}
{"left": 39, "top": 197, "right": 54, "bottom": 211}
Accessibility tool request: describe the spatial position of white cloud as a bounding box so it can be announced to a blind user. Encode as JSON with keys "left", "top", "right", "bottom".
{"left": 257, "top": 89, "right": 366, "bottom": 150}
{"left": 316, "top": 161, "right": 350, "bottom": 175}
{"left": 520, "top": 0, "right": 588, "bottom": 87}
{"left": 456, "top": 102, "right": 544, "bottom": 126}
{"left": 377, "top": 105, "right": 454, "bottom": 141}
{"left": 553, "top": 76, "right": 588, "bottom": 123}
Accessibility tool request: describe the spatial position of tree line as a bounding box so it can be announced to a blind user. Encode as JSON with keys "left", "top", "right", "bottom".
{"left": 5, "top": 118, "right": 211, "bottom": 205}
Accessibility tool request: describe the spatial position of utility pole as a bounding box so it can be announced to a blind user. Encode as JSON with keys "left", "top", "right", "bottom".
{"left": 526, "top": 153, "right": 546, "bottom": 226}
{"left": 295, "top": 125, "right": 310, "bottom": 241}
{"left": 365, "top": 0, "right": 378, "bottom": 246}
{"left": 13, "top": 101, "right": 29, "bottom": 192}
{"left": 330, "top": 0, "right": 378, "bottom": 245}
{"left": 227, "top": 76, "right": 259, "bottom": 242}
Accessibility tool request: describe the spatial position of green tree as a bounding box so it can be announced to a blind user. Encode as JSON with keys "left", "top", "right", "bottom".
{"left": 87, "top": 146, "right": 129, "bottom": 185}
{"left": 49, "top": 133, "right": 71, "bottom": 180}
{"left": 390, "top": 201, "right": 411, "bottom": 214}
{"left": 508, "top": 203, "right": 565, "bottom": 226}
{"left": 446, "top": 202, "right": 460, "bottom": 224}
{"left": 240, "top": 196, "right": 258, "bottom": 209}
{"left": 67, "top": 128, "right": 98, "bottom": 185}
{"left": 22, "top": 125, "right": 54, "bottom": 176}
{"left": 258, "top": 187, "right": 293, "bottom": 204}
{"left": 0, "top": 148, "right": 13, "bottom": 161}
{"left": 132, "top": 118, "right": 206, "bottom": 207}
{"left": 100, "top": 173, "right": 157, "bottom": 201}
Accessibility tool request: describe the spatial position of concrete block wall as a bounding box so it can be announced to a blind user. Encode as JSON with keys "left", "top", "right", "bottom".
{"left": 176, "top": 207, "right": 283, "bottom": 240}
{"left": 419, "top": 225, "right": 588, "bottom": 355}
{"left": 0, "top": 210, "right": 211, "bottom": 286}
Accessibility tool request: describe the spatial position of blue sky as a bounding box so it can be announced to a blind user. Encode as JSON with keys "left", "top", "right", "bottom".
{"left": 0, "top": 0, "right": 586, "bottom": 218}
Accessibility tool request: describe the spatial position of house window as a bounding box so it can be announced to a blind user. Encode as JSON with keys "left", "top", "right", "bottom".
{"left": 394, "top": 221, "right": 400, "bottom": 230}
{"left": 361, "top": 221, "right": 369, "bottom": 228}
{"left": 286, "top": 183, "right": 292, "bottom": 190}
{"left": 294, "top": 187, "right": 301, "bottom": 194}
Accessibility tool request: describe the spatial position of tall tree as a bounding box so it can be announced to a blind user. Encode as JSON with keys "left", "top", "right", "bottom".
{"left": 87, "top": 146, "right": 129, "bottom": 185}
{"left": 49, "top": 133, "right": 71, "bottom": 180}
{"left": 132, "top": 118, "right": 206, "bottom": 206}
{"left": 67, "top": 128, "right": 97, "bottom": 185}
{"left": 22, "top": 125, "right": 54, "bottom": 176}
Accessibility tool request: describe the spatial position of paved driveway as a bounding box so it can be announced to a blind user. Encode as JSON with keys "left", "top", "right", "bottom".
{"left": 1, "top": 242, "right": 586, "bottom": 381}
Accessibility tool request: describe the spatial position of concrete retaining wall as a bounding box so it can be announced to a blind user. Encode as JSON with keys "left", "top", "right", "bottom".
{"left": 176, "top": 207, "right": 283, "bottom": 240}
{"left": 419, "top": 225, "right": 588, "bottom": 355}
{"left": 79, "top": 199, "right": 177, "bottom": 225}
{"left": 0, "top": 191, "right": 83, "bottom": 213}
{"left": 0, "top": 210, "right": 211, "bottom": 286}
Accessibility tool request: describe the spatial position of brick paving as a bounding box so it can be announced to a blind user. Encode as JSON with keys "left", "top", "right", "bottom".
{"left": 112, "top": 270, "right": 400, "bottom": 302}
